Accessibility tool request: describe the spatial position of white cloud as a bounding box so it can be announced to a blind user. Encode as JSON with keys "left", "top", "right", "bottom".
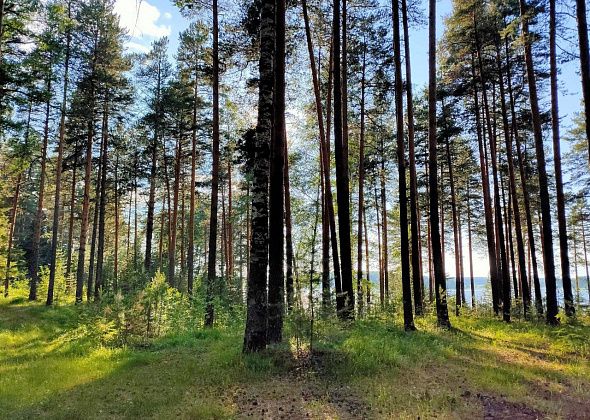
{"left": 126, "top": 41, "right": 151, "bottom": 53}
{"left": 163, "top": 12, "right": 172, "bottom": 19}
{"left": 115, "top": 0, "right": 171, "bottom": 39}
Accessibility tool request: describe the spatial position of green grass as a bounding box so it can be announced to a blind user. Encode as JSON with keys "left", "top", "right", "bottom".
{"left": 1, "top": 291, "right": 589, "bottom": 419}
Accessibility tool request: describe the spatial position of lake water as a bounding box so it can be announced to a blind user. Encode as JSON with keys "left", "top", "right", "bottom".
{"left": 366, "top": 273, "right": 590, "bottom": 307}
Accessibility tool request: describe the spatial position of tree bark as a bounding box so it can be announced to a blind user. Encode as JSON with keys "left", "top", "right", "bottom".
{"left": 244, "top": 0, "right": 273, "bottom": 352}
{"left": 205, "top": 0, "right": 220, "bottom": 327}
{"left": 519, "top": 0, "right": 559, "bottom": 324}
{"left": 393, "top": 0, "right": 414, "bottom": 329}
{"left": 575, "top": 0, "right": 590, "bottom": 161}
{"left": 550, "top": 0, "right": 574, "bottom": 316}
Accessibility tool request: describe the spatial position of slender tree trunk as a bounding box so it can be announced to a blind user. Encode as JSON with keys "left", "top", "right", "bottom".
{"left": 375, "top": 183, "right": 384, "bottom": 307}
{"left": 75, "top": 93, "right": 96, "bottom": 303}
{"left": 333, "top": 0, "right": 354, "bottom": 317}
{"left": 550, "top": 0, "right": 574, "bottom": 316}
{"left": 402, "top": 0, "right": 423, "bottom": 315}
{"left": 48, "top": 2, "right": 71, "bottom": 305}
{"left": 32, "top": 79, "right": 52, "bottom": 301}
{"left": 356, "top": 48, "right": 366, "bottom": 312}
{"left": 429, "top": 0, "right": 450, "bottom": 327}
{"left": 504, "top": 32, "right": 541, "bottom": 314}
{"left": 114, "top": 154, "right": 119, "bottom": 290}
{"left": 472, "top": 56, "right": 500, "bottom": 315}
{"left": 519, "top": 0, "right": 559, "bottom": 324}
{"left": 4, "top": 174, "right": 21, "bottom": 297}
{"left": 168, "top": 132, "right": 181, "bottom": 287}
{"left": 582, "top": 216, "right": 590, "bottom": 302}
{"left": 284, "top": 139, "right": 295, "bottom": 311}
{"left": 495, "top": 42, "right": 530, "bottom": 314}
{"left": 95, "top": 98, "right": 109, "bottom": 300}
{"left": 205, "top": 0, "right": 220, "bottom": 327}
{"left": 382, "top": 148, "right": 391, "bottom": 300}
{"left": 444, "top": 132, "right": 461, "bottom": 316}
{"left": 66, "top": 149, "right": 77, "bottom": 278}
{"left": 87, "top": 165, "right": 101, "bottom": 302}
{"left": 301, "top": 0, "right": 340, "bottom": 308}
{"left": 363, "top": 204, "right": 370, "bottom": 306}
{"left": 393, "top": 0, "right": 414, "bottom": 329}
{"left": 575, "top": 0, "right": 590, "bottom": 161}
{"left": 467, "top": 187, "right": 475, "bottom": 308}
{"left": 244, "top": 0, "right": 272, "bottom": 352}
{"left": 188, "top": 61, "right": 198, "bottom": 297}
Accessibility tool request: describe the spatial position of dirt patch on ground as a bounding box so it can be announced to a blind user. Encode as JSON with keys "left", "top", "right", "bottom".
{"left": 467, "top": 392, "right": 544, "bottom": 419}
{"left": 233, "top": 350, "right": 371, "bottom": 419}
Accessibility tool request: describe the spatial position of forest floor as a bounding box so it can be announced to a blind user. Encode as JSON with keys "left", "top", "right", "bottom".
{"left": 1, "top": 293, "right": 589, "bottom": 419}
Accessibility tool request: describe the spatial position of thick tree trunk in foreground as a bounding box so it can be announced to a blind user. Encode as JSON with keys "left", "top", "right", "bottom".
{"left": 244, "top": 0, "right": 273, "bottom": 352}
{"left": 267, "top": 0, "right": 286, "bottom": 344}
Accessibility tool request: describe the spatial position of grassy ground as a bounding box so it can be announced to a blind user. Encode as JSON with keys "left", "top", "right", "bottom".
{"left": 1, "top": 293, "right": 589, "bottom": 419}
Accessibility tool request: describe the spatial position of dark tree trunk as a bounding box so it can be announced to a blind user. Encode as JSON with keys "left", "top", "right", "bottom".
{"left": 66, "top": 149, "right": 77, "bottom": 278}
{"left": 393, "top": 0, "right": 414, "bottom": 330}
{"left": 504, "top": 32, "right": 541, "bottom": 314}
{"left": 95, "top": 99, "right": 109, "bottom": 300}
{"left": 444, "top": 131, "right": 461, "bottom": 316}
{"left": 188, "top": 60, "right": 198, "bottom": 297}
{"left": 575, "top": 0, "right": 590, "bottom": 161}
{"left": 356, "top": 48, "right": 366, "bottom": 312}
{"left": 284, "top": 139, "right": 295, "bottom": 311}
{"left": 402, "top": 0, "right": 423, "bottom": 316}
{"left": 301, "top": 0, "right": 339, "bottom": 308}
{"left": 333, "top": 0, "right": 354, "bottom": 318}
{"left": 519, "top": 0, "right": 559, "bottom": 325}
{"left": 205, "top": 0, "right": 220, "bottom": 327}
{"left": 48, "top": 1, "right": 71, "bottom": 305}
{"left": 243, "top": 0, "right": 273, "bottom": 352}
{"left": 550, "top": 0, "right": 574, "bottom": 316}
{"left": 32, "top": 79, "right": 51, "bottom": 301}
{"left": 428, "top": 0, "right": 450, "bottom": 327}
{"left": 495, "top": 42, "right": 530, "bottom": 314}
{"left": 4, "top": 174, "right": 21, "bottom": 298}
{"left": 267, "top": 0, "right": 286, "bottom": 344}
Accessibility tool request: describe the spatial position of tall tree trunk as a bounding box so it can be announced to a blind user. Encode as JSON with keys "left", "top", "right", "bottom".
{"left": 114, "top": 154, "right": 119, "bottom": 290}
{"left": 188, "top": 60, "right": 198, "bottom": 297}
{"left": 575, "top": 0, "right": 590, "bottom": 161}
{"left": 205, "top": 0, "right": 220, "bottom": 327}
{"left": 95, "top": 98, "right": 109, "bottom": 300}
{"left": 284, "top": 139, "right": 295, "bottom": 311}
{"left": 550, "top": 0, "right": 574, "bottom": 316}
{"left": 504, "top": 31, "right": 541, "bottom": 314}
{"left": 356, "top": 47, "right": 366, "bottom": 312}
{"left": 582, "top": 216, "right": 590, "bottom": 302}
{"left": 402, "top": 0, "right": 423, "bottom": 316}
{"left": 519, "top": 0, "right": 559, "bottom": 324}
{"left": 429, "top": 0, "right": 450, "bottom": 327}
{"left": 467, "top": 186, "right": 475, "bottom": 308}
{"left": 363, "top": 204, "right": 370, "bottom": 306}
{"left": 243, "top": 0, "right": 272, "bottom": 352}
{"left": 31, "top": 79, "right": 52, "bottom": 301}
{"left": 375, "top": 183, "right": 384, "bottom": 306}
{"left": 301, "top": 0, "right": 340, "bottom": 307}
{"left": 75, "top": 97, "right": 96, "bottom": 303}
{"left": 168, "top": 132, "right": 181, "bottom": 287}
{"left": 48, "top": 1, "right": 71, "bottom": 305}
{"left": 444, "top": 132, "right": 461, "bottom": 316}
{"left": 380, "top": 152, "right": 390, "bottom": 304}
{"left": 495, "top": 42, "right": 530, "bottom": 314}
{"left": 66, "top": 149, "right": 77, "bottom": 278}
{"left": 333, "top": 0, "right": 354, "bottom": 317}
{"left": 4, "top": 174, "right": 21, "bottom": 297}
{"left": 268, "top": 0, "right": 286, "bottom": 343}
{"left": 393, "top": 0, "right": 414, "bottom": 329}
{"left": 472, "top": 55, "right": 500, "bottom": 315}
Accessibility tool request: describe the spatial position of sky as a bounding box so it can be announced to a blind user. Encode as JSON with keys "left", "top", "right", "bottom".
{"left": 112, "top": 0, "right": 586, "bottom": 278}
